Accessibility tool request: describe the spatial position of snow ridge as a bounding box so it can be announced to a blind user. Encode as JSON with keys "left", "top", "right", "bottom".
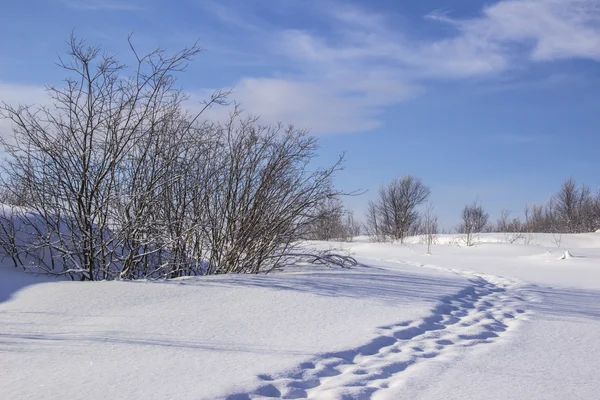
{"left": 229, "top": 264, "right": 530, "bottom": 400}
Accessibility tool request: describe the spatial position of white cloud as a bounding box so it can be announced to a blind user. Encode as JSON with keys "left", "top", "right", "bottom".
{"left": 0, "top": 83, "right": 50, "bottom": 142}
{"left": 275, "top": 5, "right": 511, "bottom": 80}
{"left": 0, "top": 83, "right": 48, "bottom": 105}
{"left": 220, "top": 0, "right": 600, "bottom": 134}
{"left": 286, "top": 0, "right": 600, "bottom": 78}
{"left": 234, "top": 78, "right": 382, "bottom": 133}
{"left": 6, "top": 0, "right": 600, "bottom": 136}
{"left": 196, "top": 76, "right": 418, "bottom": 134}
{"left": 430, "top": 0, "right": 600, "bottom": 63}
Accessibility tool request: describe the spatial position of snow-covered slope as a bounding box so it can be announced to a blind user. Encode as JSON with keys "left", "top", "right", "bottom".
{"left": 1, "top": 233, "right": 599, "bottom": 399}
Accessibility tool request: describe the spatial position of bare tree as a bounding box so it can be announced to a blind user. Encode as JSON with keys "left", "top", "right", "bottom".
{"left": 308, "top": 199, "right": 361, "bottom": 242}
{"left": 420, "top": 202, "right": 438, "bottom": 254}
{"left": 344, "top": 210, "right": 362, "bottom": 241}
{"left": 496, "top": 209, "right": 510, "bottom": 233}
{"left": 457, "top": 199, "right": 489, "bottom": 246}
{"left": 523, "top": 204, "right": 555, "bottom": 233}
{"left": 546, "top": 178, "right": 600, "bottom": 233}
{"left": 591, "top": 190, "right": 600, "bottom": 231}
{"left": 308, "top": 198, "right": 346, "bottom": 241}
{"left": 579, "top": 188, "right": 600, "bottom": 232}
{"left": 366, "top": 176, "right": 430, "bottom": 242}
{"left": 552, "top": 178, "right": 580, "bottom": 233}
{"left": 364, "top": 201, "right": 384, "bottom": 242}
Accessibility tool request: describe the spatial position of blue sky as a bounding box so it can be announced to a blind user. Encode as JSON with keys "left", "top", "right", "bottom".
{"left": 1, "top": 0, "right": 600, "bottom": 228}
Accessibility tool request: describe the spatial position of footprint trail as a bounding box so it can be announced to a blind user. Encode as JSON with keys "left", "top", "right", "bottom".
{"left": 229, "top": 262, "right": 532, "bottom": 400}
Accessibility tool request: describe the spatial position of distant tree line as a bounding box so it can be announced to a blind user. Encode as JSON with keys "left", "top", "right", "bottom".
{"left": 361, "top": 176, "right": 600, "bottom": 246}
{"left": 495, "top": 178, "right": 600, "bottom": 235}
{"left": 0, "top": 35, "right": 356, "bottom": 280}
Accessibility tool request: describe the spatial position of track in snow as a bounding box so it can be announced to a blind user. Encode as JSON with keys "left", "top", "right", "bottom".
{"left": 228, "top": 262, "right": 531, "bottom": 400}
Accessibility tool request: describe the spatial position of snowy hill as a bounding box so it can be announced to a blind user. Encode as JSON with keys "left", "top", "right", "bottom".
{"left": 1, "top": 233, "right": 600, "bottom": 399}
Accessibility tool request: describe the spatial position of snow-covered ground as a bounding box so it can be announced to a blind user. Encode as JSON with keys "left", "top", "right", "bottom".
{"left": 1, "top": 233, "right": 599, "bottom": 399}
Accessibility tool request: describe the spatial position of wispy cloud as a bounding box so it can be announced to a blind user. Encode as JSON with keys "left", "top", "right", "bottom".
{"left": 273, "top": 3, "right": 510, "bottom": 80}
{"left": 200, "top": 0, "right": 264, "bottom": 32}
{"left": 476, "top": 72, "right": 587, "bottom": 94}
{"left": 195, "top": 0, "right": 598, "bottom": 133}
{"left": 430, "top": 0, "right": 600, "bottom": 62}
{"left": 10, "top": 0, "right": 600, "bottom": 136}
{"left": 288, "top": 0, "right": 600, "bottom": 78}
{"left": 228, "top": 77, "right": 417, "bottom": 134}
{"left": 194, "top": 3, "right": 423, "bottom": 133}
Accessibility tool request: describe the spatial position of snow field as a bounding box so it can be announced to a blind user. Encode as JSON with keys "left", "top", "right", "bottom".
{"left": 2, "top": 232, "right": 600, "bottom": 399}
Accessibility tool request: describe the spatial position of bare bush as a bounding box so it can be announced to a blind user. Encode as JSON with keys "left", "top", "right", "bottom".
{"left": 551, "top": 232, "right": 563, "bottom": 248}
{"left": 198, "top": 115, "right": 351, "bottom": 274}
{"left": 0, "top": 35, "right": 354, "bottom": 280}
{"left": 496, "top": 209, "right": 524, "bottom": 233}
{"left": 495, "top": 209, "right": 528, "bottom": 244}
{"left": 1, "top": 34, "right": 210, "bottom": 279}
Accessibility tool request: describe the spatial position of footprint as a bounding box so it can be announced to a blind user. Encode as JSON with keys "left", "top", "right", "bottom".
{"left": 317, "top": 367, "right": 342, "bottom": 377}
{"left": 381, "top": 361, "right": 411, "bottom": 375}
{"left": 394, "top": 327, "right": 425, "bottom": 340}
{"left": 299, "top": 362, "right": 316, "bottom": 369}
{"left": 288, "top": 379, "right": 320, "bottom": 389}
{"left": 255, "top": 384, "right": 281, "bottom": 398}
{"left": 282, "top": 388, "right": 307, "bottom": 399}
{"left": 226, "top": 395, "right": 251, "bottom": 400}
{"left": 356, "top": 336, "right": 397, "bottom": 356}
{"left": 459, "top": 331, "right": 498, "bottom": 340}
